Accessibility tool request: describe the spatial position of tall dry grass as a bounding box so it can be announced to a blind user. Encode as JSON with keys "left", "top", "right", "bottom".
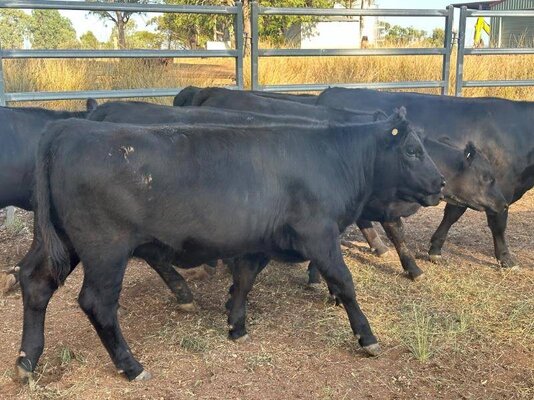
{"left": 2, "top": 50, "right": 533, "bottom": 110}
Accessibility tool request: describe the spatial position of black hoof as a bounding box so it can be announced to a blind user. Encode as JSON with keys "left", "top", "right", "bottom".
{"left": 407, "top": 268, "right": 424, "bottom": 281}
{"left": 498, "top": 255, "right": 519, "bottom": 269}
{"left": 373, "top": 245, "right": 390, "bottom": 257}
{"left": 358, "top": 336, "right": 380, "bottom": 356}
{"left": 228, "top": 329, "right": 249, "bottom": 343}
{"left": 15, "top": 357, "right": 34, "bottom": 384}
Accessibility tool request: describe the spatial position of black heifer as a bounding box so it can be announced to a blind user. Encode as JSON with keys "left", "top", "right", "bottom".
{"left": 317, "top": 88, "right": 531, "bottom": 267}
{"left": 182, "top": 87, "right": 507, "bottom": 279}
{"left": 0, "top": 101, "right": 96, "bottom": 292}
{"left": 308, "top": 139, "right": 507, "bottom": 284}
{"left": 19, "top": 110, "right": 443, "bottom": 382}
{"left": 0, "top": 101, "right": 96, "bottom": 211}
{"left": 173, "top": 85, "right": 316, "bottom": 107}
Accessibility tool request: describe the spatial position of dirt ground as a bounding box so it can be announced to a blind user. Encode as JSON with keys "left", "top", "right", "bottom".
{"left": 0, "top": 191, "right": 532, "bottom": 400}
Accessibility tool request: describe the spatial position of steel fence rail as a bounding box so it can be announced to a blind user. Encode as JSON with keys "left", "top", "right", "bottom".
{"left": 455, "top": 6, "right": 534, "bottom": 96}
{"left": 251, "top": 2, "right": 454, "bottom": 95}
{"left": 0, "top": 0, "right": 245, "bottom": 105}
{"left": 0, "top": 0, "right": 239, "bottom": 14}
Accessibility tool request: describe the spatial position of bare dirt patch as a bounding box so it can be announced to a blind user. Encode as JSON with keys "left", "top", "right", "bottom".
{"left": 0, "top": 192, "right": 532, "bottom": 399}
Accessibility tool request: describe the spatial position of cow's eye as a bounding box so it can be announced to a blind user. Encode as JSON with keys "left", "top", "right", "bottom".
{"left": 406, "top": 147, "right": 421, "bottom": 158}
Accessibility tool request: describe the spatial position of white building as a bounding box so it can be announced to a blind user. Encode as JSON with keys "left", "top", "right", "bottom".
{"left": 289, "top": 3, "right": 379, "bottom": 49}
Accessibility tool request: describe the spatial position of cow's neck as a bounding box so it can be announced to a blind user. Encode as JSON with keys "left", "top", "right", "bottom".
{"left": 334, "top": 125, "right": 378, "bottom": 225}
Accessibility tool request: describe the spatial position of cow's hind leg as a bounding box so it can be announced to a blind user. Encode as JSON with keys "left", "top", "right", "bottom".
{"left": 486, "top": 210, "right": 517, "bottom": 268}
{"left": 16, "top": 248, "right": 79, "bottom": 382}
{"left": 226, "top": 254, "right": 269, "bottom": 342}
{"left": 428, "top": 204, "right": 467, "bottom": 261}
{"left": 357, "top": 219, "right": 389, "bottom": 256}
{"left": 78, "top": 250, "right": 148, "bottom": 381}
{"left": 134, "top": 244, "right": 195, "bottom": 312}
{"left": 381, "top": 219, "right": 423, "bottom": 280}
{"left": 299, "top": 223, "right": 379, "bottom": 356}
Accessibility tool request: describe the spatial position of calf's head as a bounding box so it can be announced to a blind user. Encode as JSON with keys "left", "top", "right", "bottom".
{"left": 374, "top": 108, "right": 445, "bottom": 207}
{"left": 437, "top": 141, "right": 507, "bottom": 213}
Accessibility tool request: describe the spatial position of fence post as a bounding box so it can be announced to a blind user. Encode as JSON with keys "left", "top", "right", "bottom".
{"left": 441, "top": 5, "right": 454, "bottom": 95}
{"left": 0, "top": 45, "right": 14, "bottom": 226}
{"left": 250, "top": 1, "right": 259, "bottom": 90}
{"left": 455, "top": 6, "right": 468, "bottom": 96}
{"left": 234, "top": 1, "right": 244, "bottom": 89}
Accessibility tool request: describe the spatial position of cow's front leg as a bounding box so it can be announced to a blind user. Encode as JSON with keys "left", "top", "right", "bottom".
{"left": 429, "top": 204, "right": 467, "bottom": 261}
{"left": 486, "top": 209, "right": 517, "bottom": 268}
{"left": 226, "top": 254, "right": 269, "bottom": 341}
{"left": 381, "top": 219, "right": 423, "bottom": 280}
{"left": 299, "top": 223, "right": 379, "bottom": 356}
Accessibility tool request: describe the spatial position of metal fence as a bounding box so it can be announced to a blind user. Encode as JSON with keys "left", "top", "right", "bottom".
{"left": 250, "top": 3, "right": 455, "bottom": 94}
{"left": 455, "top": 6, "right": 534, "bottom": 96}
{"left": 0, "top": 0, "right": 244, "bottom": 106}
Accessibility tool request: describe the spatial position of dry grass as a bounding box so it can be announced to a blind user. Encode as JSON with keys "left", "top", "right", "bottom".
{"left": 0, "top": 191, "right": 533, "bottom": 399}
{"left": 2, "top": 50, "right": 533, "bottom": 111}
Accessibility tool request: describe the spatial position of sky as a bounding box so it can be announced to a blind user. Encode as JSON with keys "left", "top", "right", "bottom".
{"left": 52, "top": 1, "right": 476, "bottom": 45}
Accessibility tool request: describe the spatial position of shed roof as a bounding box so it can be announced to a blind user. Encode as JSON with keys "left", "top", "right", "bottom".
{"left": 451, "top": 1, "right": 504, "bottom": 9}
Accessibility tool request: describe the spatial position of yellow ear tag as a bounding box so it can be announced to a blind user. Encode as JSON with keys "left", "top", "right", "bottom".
{"left": 391, "top": 128, "right": 399, "bottom": 136}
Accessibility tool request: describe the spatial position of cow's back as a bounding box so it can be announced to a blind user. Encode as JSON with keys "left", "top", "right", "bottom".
{"left": 318, "top": 88, "right": 534, "bottom": 202}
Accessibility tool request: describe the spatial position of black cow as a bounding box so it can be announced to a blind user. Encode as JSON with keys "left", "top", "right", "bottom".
{"left": 173, "top": 85, "right": 316, "bottom": 107}
{"left": 0, "top": 101, "right": 97, "bottom": 292}
{"left": 181, "top": 87, "right": 508, "bottom": 280}
{"left": 18, "top": 109, "right": 443, "bottom": 382}
{"left": 316, "top": 88, "right": 533, "bottom": 268}
{"left": 0, "top": 101, "right": 96, "bottom": 211}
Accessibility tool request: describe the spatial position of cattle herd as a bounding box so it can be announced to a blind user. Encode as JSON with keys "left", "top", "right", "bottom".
{"left": 0, "top": 86, "right": 532, "bottom": 383}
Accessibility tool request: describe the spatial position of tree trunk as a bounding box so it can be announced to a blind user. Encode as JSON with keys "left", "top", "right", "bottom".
{"left": 116, "top": 12, "right": 127, "bottom": 49}
{"left": 242, "top": 0, "right": 251, "bottom": 55}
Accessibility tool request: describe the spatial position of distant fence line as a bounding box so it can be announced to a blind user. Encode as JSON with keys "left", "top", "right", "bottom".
{"left": 0, "top": 1, "right": 533, "bottom": 104}
{"left": 0, "top": 0, "right": 244, "bottom": 105}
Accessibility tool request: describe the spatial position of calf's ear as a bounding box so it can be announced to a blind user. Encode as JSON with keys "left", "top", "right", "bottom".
{"left": 381, "top": 106, "right": 409, "bottom": 142}
{"left": 464, "top": 141, "right": 477, "bottom": 165}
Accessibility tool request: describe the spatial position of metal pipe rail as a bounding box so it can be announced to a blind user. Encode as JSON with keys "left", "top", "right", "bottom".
{"left": 0, "top": 0, "right": 245, "bottom": 105}
{"left": 455, "top": 6, "right": 534, "bottom": 96}
{"left": 251, "top": 2, "right": 454, "bottom": 95}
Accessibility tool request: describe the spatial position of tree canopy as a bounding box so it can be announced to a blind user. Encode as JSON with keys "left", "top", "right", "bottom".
{"left": 0, "top": 9, "right": 30, "bottom": 49}
{"left": 29, "top": 10, "right": 78, "bottom": 49}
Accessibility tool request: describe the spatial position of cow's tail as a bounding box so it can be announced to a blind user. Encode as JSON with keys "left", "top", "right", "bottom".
{"left": 35, "top": 123, "right": 70, "bottom": 285}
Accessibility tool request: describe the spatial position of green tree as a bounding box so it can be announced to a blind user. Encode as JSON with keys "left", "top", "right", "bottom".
{"left": 29, "top": 10, "right": 78, "bottom": 49}
{"left": 429, "top": 27, "right": 445, "bottom": 47}
{"left": 128, "top": 30, "right": 163, "bottom": 49}
{"left": 258, "top": 0, "right": 333, "bottom": 46}
{"left": 0, "top": 9, "right": 30, "bottom": 49}
{"left": 89, "top": 0, "right": 148, "bottom": 49}
{"left": 152, "top": 0, "right": 235, "bottom": 50}
{"left": 108, "top": 18, "right": 138, "bottom": 48}
{"left": 384, "top": 24, "right": 427, "bottom": 45}
{"left": 80, "top": 31, "right": 101, "bottom": 49}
